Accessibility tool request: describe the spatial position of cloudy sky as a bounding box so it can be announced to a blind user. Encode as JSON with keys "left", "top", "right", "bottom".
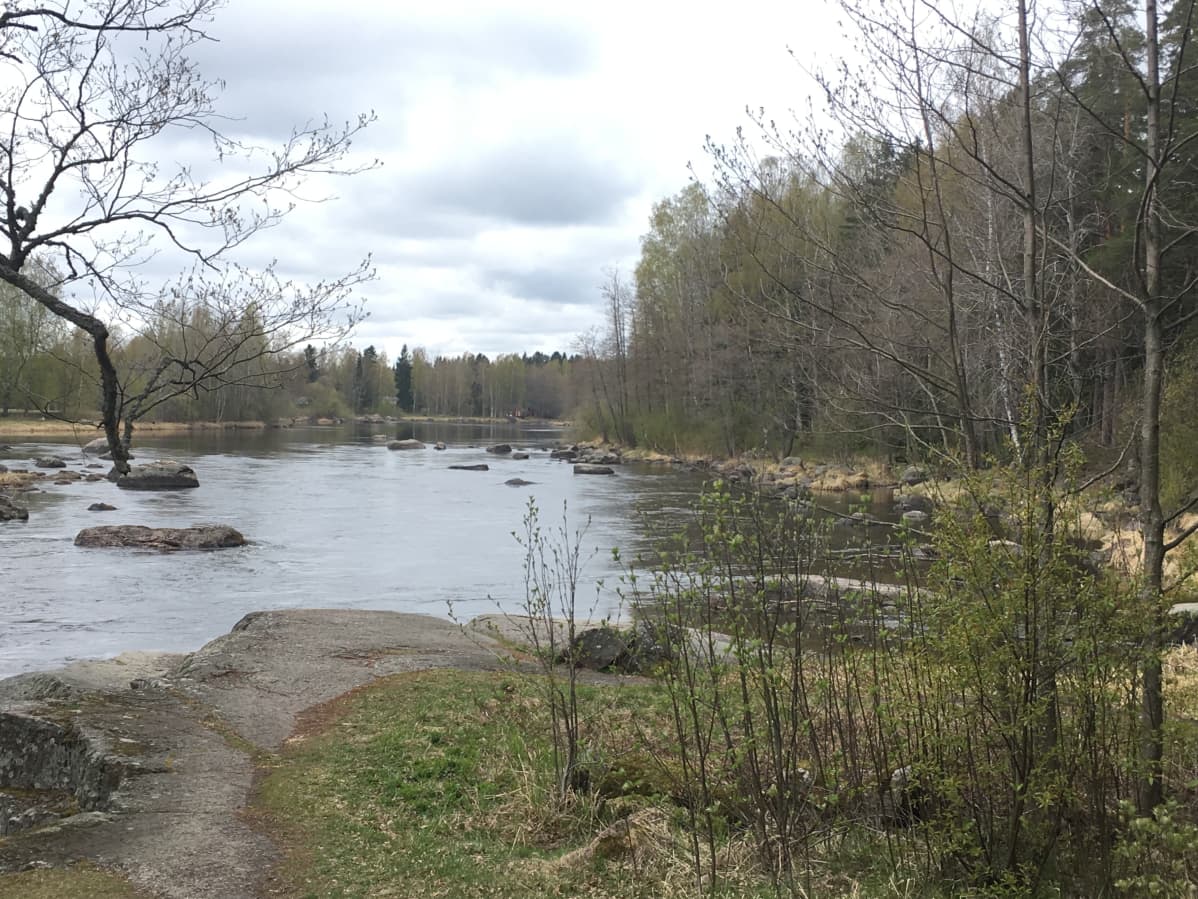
{"left": 182, "top": 1, "right": 839, "bottom": 362}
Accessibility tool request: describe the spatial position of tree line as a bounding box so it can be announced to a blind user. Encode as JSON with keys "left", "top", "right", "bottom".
{"left": 580, "top": 0, "right": 1197, "bottom": 479}
{"left": 0, "top": 275, "right": 590, "bottom": 423}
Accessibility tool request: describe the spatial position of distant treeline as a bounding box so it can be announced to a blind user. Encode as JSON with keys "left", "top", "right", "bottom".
{"left": 0, "top": 287, "right": 598, "bottom": 423}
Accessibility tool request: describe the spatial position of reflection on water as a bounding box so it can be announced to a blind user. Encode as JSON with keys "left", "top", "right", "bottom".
{"left": 0, "top": 422, "right": 706, "bottom": 677}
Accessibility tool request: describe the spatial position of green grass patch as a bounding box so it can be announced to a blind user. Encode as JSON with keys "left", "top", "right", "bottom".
{"left": 0, "top": 862, "right": 148, "bottom": 898}
{"left": 255, "top": 669, "right": 690, "bottom": 898}
{"left": 253, "top": 667, "right": 1039, "bottom": 897}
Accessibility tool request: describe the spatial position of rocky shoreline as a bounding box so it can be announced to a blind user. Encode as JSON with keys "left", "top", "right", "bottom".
{"left": 0, "top": 610, "right": 512, "bottom": 898}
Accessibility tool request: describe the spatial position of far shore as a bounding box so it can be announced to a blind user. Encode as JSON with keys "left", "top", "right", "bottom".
{"left": 0, "top": 414, "right": 572, "bottom": 439}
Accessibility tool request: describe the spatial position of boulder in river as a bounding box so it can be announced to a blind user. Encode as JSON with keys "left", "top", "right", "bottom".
{"left": 896, "top": 493, "right": 935, "bottom": 514}
{"left": 899, "top": 465, "right": 928, "bottom": 487}
{"left": 486, "top": 443, "right": 512, "bottom": 454}
{"left": 88, "top": 503, "right": 117, "bottom": 512}
{"left": 448, "top": 464, "right": 489, "bottom": 471}
{"left": 434, "top": 442, "right": 447, "bottom": 450}
{"left": 82, "top": 437, "right": 110, "bottom": 455}
{"left": 34, "top": 456, "right": 66, "bottom": 469}
{"left": 574, "top": 464, "right": 615, "bottom": 476}
{"left": 0, "top": 495, "right": 29, "bottom": 521}
{"left": 550, "top": 448, "right": 577, "bottom": 461}
{"left": 386, "top": 439, "right": 425, "bottom": 450}
{"left": 74, "top": 524, "right": 245, "bottom": 550}
{"left": 115, "top": 461, "right": 199, "bottom": 490}
{"left": 505, "top": 478, "right": 535, "bottom": 487}
{"left": 901, "top": 510, "right": 930, "bottom": 527}
{"left": 512, "top": 452, "right": 529, "bottom": 460}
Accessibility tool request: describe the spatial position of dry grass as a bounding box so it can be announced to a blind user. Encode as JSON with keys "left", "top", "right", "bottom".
{"left": 0, "top": 470, "right": 42, "bottom": 488}
{"left": 0, "top": 418, "right": 267, "bottom": 437}
{"left": 0, "top": 863, "right": 149, "bottom": 899}
{"left": 1166, "top": 644, "right": 1198, "bottom": 720}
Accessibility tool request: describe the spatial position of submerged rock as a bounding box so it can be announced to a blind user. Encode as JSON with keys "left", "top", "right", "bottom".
{"left": 116, "top": 461, "right": 199, "bottom": 490}
{"left": 448, "top": 464, "right": 489, "bottom": 471}
{"left": 505, "top": 478, "right": 535, "bottom": 487}
{"left": 33, "top": 456, "right": 66, "bottom": 469}
{"left": 386, "top": 439, "right": 425, "bottom": 450}
{"left": 485, "top": 444, "right": 512, "bottom": 454}
{"left": 87, "top": 503, "right": 117, "bottom": 512}
{"left": 74, "top": 525, "right": 246, "bottom": 551}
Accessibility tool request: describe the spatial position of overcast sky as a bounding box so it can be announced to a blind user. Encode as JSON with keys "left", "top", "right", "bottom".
{"left": 182, "top": 1, "right": 839, "bottom": 362}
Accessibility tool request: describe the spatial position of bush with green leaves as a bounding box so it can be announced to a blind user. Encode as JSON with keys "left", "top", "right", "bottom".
{"left": 617, "top": 468, "right": 1159, "bottom": 897}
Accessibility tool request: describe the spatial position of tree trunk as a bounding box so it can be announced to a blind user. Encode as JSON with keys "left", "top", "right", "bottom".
{"left": 1137, "top": 0, "right": 1166, "bottom": 816}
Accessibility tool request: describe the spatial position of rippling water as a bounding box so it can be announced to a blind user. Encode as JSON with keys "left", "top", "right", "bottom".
{"left": 0, "top": 422, "right": 705, "bottom": 677}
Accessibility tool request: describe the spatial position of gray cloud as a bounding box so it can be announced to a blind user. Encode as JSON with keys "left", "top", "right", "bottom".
{"left": 188, "top": 5, "right": 599, "bottom": 143}
{"left": 408, "top": 141, "right": 640, "bottom": 227}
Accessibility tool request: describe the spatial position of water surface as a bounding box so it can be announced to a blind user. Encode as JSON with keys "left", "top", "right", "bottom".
{"left": 0, "top": 423, "right": 704, "bottom": 676}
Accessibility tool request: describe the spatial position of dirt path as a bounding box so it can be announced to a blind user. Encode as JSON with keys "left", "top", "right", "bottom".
{"left": 0, "top": 609, "right": 505, "bottom": 898}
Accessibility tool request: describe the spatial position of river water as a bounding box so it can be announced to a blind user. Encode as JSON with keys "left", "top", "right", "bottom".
{"left": 0, "top": 422, "right": 707, "bottom": 677}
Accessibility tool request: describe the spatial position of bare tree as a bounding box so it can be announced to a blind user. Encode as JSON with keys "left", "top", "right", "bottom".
{"left": 0, "top": 0, "right": 373, "bottom": 472}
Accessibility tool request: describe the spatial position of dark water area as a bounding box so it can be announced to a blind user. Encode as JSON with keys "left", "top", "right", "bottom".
{"left": 0, "top": 422, "right": 708, "bottom": 677}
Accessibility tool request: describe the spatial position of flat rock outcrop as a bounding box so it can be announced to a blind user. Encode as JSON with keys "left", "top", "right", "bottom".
{"left": 74, "top": 525, "right": 245, "bottom": 550}
{"left": 116, "top": 461, "right": 198, "bottom": 490}
{"left": 0, "top": 610, "right": 505, "bottom": 898}
{"left": 448, "top": 464, "right": 489, "bottom": 471}
{"left": 574, "top": 463, "right": 615, "bottom": 476}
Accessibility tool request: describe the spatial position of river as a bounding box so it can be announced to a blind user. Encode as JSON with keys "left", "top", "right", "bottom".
{"left": 0, "top": 422, "right": 707, "bottom": 677}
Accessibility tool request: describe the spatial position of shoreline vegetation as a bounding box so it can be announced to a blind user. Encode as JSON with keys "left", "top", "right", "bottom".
{"left": 0, "top": 413, "right": 572, "bottom": 439}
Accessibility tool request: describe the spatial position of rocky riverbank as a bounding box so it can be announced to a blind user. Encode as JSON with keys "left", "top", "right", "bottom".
{"left": 0, "top": 610, "right": 510, "bottom": 898}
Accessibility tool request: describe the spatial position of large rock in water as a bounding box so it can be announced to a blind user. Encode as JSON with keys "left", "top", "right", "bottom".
{"left": 486, "top": 443, "right": 512, "bottom": 454}
{"left": 574, "top": 464, "right": 615, "bottom": 476}
{"left": 34, "top": 456, "right": 66, "bottom": 468}
{"left": 82, "top": 437, "right": 110, "bottom": 455}
{"left": 0, "top": 495, "right": 29, "bottom": 521}
{"left": 115, "top": 461, "right": 199, "bottom": 490}
{"left": 386, "top": 439, "right": 425, "bottom": 450}
{"left": 74, "top": 525, "right": 245, "bottom": 550}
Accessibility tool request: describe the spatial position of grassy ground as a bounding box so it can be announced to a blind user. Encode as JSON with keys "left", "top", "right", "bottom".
{"left": 0, "top": 863, "right": 148, "bottom": 898}
{"left": 253, "top": 668, "right": 798, "bottom": 899}
{"left": 256, "top": 670, "right": 642, "bottom": 898}
{"left": 253, "top": 667, "right": 943, "bottom": 899}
